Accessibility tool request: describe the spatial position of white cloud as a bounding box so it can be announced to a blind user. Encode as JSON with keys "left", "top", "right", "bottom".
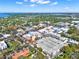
{"left": 50, "top": 1, "right": 58, "bottom": 5}
{"left": 30, "top": 4, "right": 37, "bottom": 7}
{"left": 37, "top": 0, "right": 50, "bottom": 4}
{"left": 16, "top": 1, "right": 23, "bottom": 5}
{"left": 30, "top": 0, "right": 50, "bottom": 4}
{"left": 30, "top": 0, "right": 38, "bottom": 2}
{"left": 16, "top": 0, "right": 51, "bottom": 6}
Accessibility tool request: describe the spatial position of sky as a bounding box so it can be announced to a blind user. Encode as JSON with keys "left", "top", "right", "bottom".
{"left": 0, "top": 0, "right": 79, "bottom": 13}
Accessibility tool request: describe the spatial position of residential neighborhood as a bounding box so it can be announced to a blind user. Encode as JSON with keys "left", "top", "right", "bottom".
{"left": 0, "top": 13, "right": 79, "bottom": 59}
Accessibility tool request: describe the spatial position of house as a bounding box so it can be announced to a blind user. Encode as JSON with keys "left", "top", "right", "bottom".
{"left": 17, "top": 28, "right": 25, "bottom": 33}
{"left": 38, "top": 26, "right": 53, "bottom": 34}
{"left": 27, "top": 35, "right": 36, "bottom": 44}
{"left": 25, "top": 26, "right": 33, "bottom": 31}
{"left": 0, "top": 41, "right": 7, "bottom": 50}
{"left": 72, "top": 21, "right": 79, "bottom": 24}
{"left": 53, "top": 27, "right": 63, "bottom": 33}
{"left": 3, "top": 34, "right": 10, "bottom": 38}
{"left": 38, "top": 23, "right": 46, "bottom": 28}
{"left": 23, "top": 32, "right": 37, "bottom": 43}
{"left": 68, "top": 39, "right": 79, "bottom": 44}
{"left": 56, "top": 22, "right": 70, "bottom": 28}
{"left": 74, "top": 24, "right": 79, "bottom": 30}
{"left": 0, "top": 34, "right": 3, "bottom": 38}
{"left": 22, "top": 34, "right": 31, "bottom": 40}
{"left": 12, "top": 49, "right": 29, "bottom": 59}
{"left": 60, "top": 27, "right": 69, "bottom": 33}
{"left": 28, "top": 31, "right": 42, "bottom": 38}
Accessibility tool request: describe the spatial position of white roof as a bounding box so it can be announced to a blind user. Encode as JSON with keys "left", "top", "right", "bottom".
{"left": 23, "top": 34, "right": 31, "bottom": 38}
{"left": 0, "top": 41, "right": 7, "bottom": 50}
{"left": 3, "top": 34, "right": 10, "bottom": 38}
{"left": 72, "top": 21, "right": 79, "bottom": 23}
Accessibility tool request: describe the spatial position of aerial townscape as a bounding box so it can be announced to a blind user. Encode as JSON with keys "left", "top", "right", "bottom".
{"left": 0, "top": 0, "right": 79, "bottom": 59}
{"left": 0, "top": 13, "right": 79, "bottom": 59}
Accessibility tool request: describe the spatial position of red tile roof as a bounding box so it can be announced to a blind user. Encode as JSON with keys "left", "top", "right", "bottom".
{"left": 12, "top": 49, "right": 29, "bottom": 59}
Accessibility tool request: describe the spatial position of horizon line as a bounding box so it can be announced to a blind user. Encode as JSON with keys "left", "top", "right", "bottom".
{"left": 1, "top": 12, "right": 79, "bottom": 13}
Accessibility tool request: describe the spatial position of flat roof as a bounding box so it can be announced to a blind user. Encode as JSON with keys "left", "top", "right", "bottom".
{"left": 36, "top": 36, "right": 67, "bottom": 55}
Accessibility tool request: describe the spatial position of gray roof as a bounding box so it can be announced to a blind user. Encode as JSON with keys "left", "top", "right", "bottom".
{"left": 36, "top": 36, "right": 67, "bottom": 56}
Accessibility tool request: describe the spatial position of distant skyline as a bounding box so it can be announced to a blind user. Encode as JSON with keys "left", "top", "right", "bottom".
{"left": 0, "top": 0, "right": 79, "bottom": 13}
